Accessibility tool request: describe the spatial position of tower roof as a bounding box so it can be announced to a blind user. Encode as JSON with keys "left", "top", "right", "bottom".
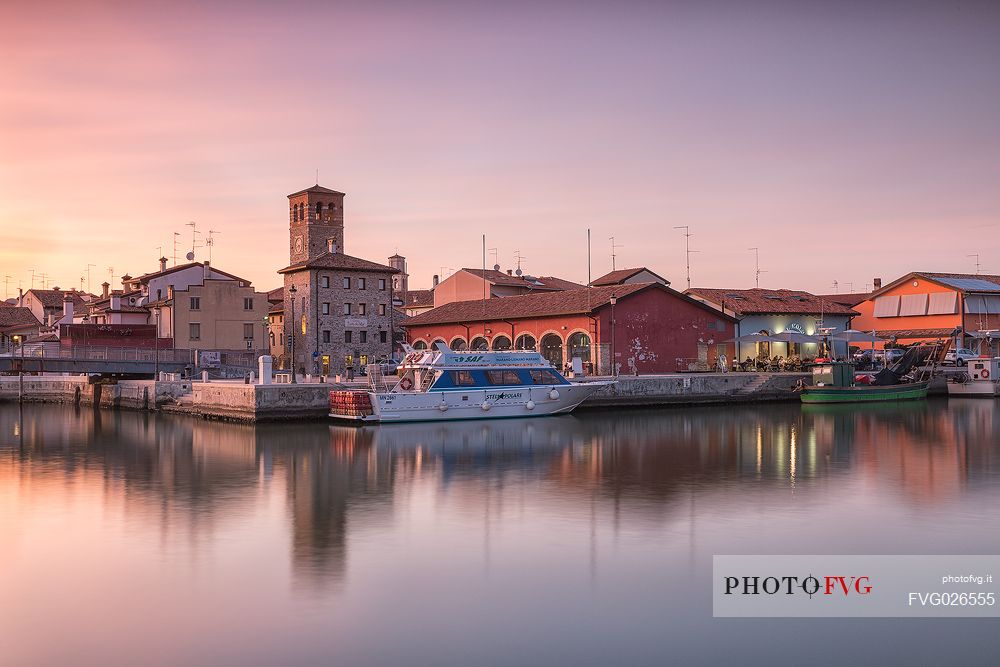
{"left": 287, "top": 184, "right": 346, "bottom": 198}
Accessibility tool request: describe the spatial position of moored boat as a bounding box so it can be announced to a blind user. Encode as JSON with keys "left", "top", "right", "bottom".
{"left": 946, "top": 357, "right": 1000, "bottom": 398}
{"left": 798, "top": 342, "right": 945, "bottom": 404}
{"left": 329, "top": 344, "right": 615, "bottom": 422}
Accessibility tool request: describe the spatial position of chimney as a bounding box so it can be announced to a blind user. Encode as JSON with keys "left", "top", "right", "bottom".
{"left": 327, "top": 238, "right": 338, "bottom": 254}
{"left": 63, "top": 293, "right": 74, "bottom": 321}
{"left": 17, "top": 287, "right": 23, "bottom": 307}
{"left": 121, "top": 274, "right": 132, "bottom": 290}
{"left": 432, "top": 274, "right": 439, "bottom": 287}
{"left": 111, "top": 294, "right": 121, "bottom": 311}
{"left": 159, "top": 256, "right": 168, "bottom": 272}
{"left": 203, "top": 260, "right": 211, "bottom": 280}
{"left": 167, "top": 286, "right": 174, "bottom": 300}
{"left": 102, "top": 282, "right": 110, "bottom": 299}
{"left": 507, "top": 269, "right": 513, "bottom": 276}
{"left": 873, "top": 277, "right": 882, "bottom": 290}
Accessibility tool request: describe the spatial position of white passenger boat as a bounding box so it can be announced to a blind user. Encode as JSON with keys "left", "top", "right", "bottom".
{"left": 946, "top": 357, "right": 1000, "bottom": 398}
{"left": 329, "top": 344, "right": 615, "bottom": 422}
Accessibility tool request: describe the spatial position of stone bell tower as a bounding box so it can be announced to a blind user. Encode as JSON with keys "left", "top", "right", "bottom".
{"left": 288, "top": 185, "right": 345, "bottom": 265}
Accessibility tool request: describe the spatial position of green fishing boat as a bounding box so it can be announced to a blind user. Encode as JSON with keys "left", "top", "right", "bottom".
{"left": 798, "top": 359, "right": 930, "bottom": 404}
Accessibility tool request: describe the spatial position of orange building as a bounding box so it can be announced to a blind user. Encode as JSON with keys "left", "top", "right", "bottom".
{"left": 851, "top": 272, "right": 1000, "bottom": 351}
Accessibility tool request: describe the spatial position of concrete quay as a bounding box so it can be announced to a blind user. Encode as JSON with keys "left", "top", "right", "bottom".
{"left": 0, "top": 371, "right": 818, "bottom": 422}
{"left": 579, "top": 372, "right": 810, "bottom": 407}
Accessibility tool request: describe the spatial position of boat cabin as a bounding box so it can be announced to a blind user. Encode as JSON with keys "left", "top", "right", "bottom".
{"left": 388, "top": 345, "right": 570, "bottom": 393}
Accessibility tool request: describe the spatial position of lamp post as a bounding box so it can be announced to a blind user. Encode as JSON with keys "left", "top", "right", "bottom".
{"left": 609, "top": 294, "right": 617, "bottom": 377}
{"left": 11, "top": 334, "right": 24, "bottom": 402}
{"left": 153, "top": 309, "right": 159, "bottom": 379}
{"left": 262, "top": 315, "right": 270, "bottom": 356}
{"left": 288, "top": 284, "right": 297, "bottom": 383}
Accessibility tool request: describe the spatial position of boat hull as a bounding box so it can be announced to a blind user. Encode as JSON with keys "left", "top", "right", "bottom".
{"left": 946, "top": 382, "right": 999, "bottom": 398}
{"left": 332, "top": 381, "right": 613, "bottom": 422}
{"left": 799, "top": 381, "right": 929, "bottom": 404}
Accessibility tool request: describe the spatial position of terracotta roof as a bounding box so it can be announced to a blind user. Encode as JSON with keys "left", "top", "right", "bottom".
{"left": 685, "top": 288, "right": 858, "bottom": 317}
{"left": 817, "top": 292, "right": 871, "bottom": 307}
{"left": 132, "top": 261, "right": 249, "bottom": 285}
{"left": 25, "top": 289, "right": 90, "bottom": 309}
{"left": 0, "top": 307, "right": 41, "bottom": 332}
{"left": 268, "top": 305, "right": 284, "bottom": 315}
{"left": 534, "top": 275, "right": 586, "bottom": 290}
{"left": 266, "top": 287, "right": 284, "bottom": 303}
{"left": 456, "top": 268, "right": 582, "bottom": 291}
{"left": 403, "top": 282, "right": 731, "bottom": 327}
{"left": 591, "top": 267, "right": 670, "bottom": 286}
{"left": 405, "top": 289, "right": 435, "bottom": 308}
{"left": 287, "top": 184, "right": 345, "bottom": 198}
{"left": 278, "top": 252, "right": 400, "bottom": 274}
{"left": 874, "top": 327, "right": 960, "bottom": 339}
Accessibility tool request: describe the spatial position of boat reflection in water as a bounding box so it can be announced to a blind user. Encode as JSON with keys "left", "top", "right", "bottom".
{"left": 2, "top": 400, "right": 1000, "bottom": 666}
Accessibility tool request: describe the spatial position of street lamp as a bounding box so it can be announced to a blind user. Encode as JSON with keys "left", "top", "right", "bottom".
{"left": 262, "top": 315, "right": 270, "bottom": 356}
{"left": 288, "top": 284, "right": 297, "bottom": 383}
{"left": 12, "top": 334, "right": 24, "bottom": 402}
{"left": 609, "top": 294, "right": 617, "bottom": 377}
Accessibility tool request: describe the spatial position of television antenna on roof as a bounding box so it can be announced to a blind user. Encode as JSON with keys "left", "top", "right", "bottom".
{"left": 513, "top": 249, "right": 525, "bottom": 276}
{"left": 748, "top": 247, "right": 766, "bottom": 288}
{"left": 673, "top": 226, "right": 693, "bottom": 289}
{"left": 968, "top": 253, "right": 981, "bottom": 274}
{"left": 207, "top": 230, "right": 221, "bottom": 263}
{"left": 609, "top": 236, "right": 623, "bottom": 271}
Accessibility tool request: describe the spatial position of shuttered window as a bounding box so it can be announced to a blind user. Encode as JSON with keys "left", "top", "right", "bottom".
{"left": 899, "top": 293, "right": 928, "bottom": 317}
{"left": 927, "top": 291, "right": 958, "bottom": 314}
{"left": 873, "top": 295, "right": 900, "bottom": 317}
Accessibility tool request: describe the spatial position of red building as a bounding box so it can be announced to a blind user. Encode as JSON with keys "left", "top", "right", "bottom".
{"left": 403, "top": 283, "right": 736, "bottom": 374}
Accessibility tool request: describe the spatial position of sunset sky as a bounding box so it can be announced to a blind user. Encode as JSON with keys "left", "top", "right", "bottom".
{"left": 2, "top": 0, "right": 998, "bottom": 298}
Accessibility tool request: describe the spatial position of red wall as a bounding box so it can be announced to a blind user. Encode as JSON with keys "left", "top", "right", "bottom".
{"left": 406, "top": 288, "right": 734, "bottom": 374}
{"left": 596, "top": 288, "right": 734, "bottom": 373}
{"left": 59, "top": 324, "right": 172, "bottom": 349}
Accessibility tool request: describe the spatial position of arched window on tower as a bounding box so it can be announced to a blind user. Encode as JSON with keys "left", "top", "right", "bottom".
{"left": 294, "top": 204, "right": 301, "bottom": 222}
{"left": 315, "top": 202, "right": 323, "bottom": 217}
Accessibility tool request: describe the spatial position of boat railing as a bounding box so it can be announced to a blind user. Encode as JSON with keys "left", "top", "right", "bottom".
{"left": 367, "top": 364, "right": 392, "bottom": 393}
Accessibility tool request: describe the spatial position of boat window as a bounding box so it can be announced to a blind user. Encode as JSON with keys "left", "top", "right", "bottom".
{"left": 485, "top": 370, "right": 522, "bottom": 385}
{"left": 529, "top": 369, "right": 563, "bottom": 385}
{"left": 450, "top": 371, "right": 477, "bottom": 386}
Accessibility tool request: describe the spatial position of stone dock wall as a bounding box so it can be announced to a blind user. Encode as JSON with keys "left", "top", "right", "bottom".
{"left": 0, "top": 372, "right": 819, "bottom": 422}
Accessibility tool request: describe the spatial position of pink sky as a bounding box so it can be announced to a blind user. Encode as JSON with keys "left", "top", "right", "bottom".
{"left": 2, "top": 0, "right": 998, "bottom": 299}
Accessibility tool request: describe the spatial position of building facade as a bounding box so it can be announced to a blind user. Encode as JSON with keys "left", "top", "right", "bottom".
{"left": 432, "top": 268, "right": 583, "bottom": 308}
{"left": 164, "top": 279, "right": 268, "bottom": 351}
{"left": 404, "top": 283, "right": 736, "bottom": 374}
{"left": 850, "top": 272, "right": 1000, "bottom": 352}
{"left": 278, "top": 185, "right": 399, "bottom": 376}
{"left": 685, "top": 287, "right": 856, "bottom": 361}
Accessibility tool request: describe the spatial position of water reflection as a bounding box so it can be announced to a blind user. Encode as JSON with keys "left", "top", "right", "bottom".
{"left": 1, "top": 400, "right": 1000, "bottom": 665}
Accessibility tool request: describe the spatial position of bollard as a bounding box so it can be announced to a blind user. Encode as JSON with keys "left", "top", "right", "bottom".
{"left": 258, "top": 355, "right": 273, "bottom": 385}
{"left": 201, "top": 370, "right": 208, "bottom": 383}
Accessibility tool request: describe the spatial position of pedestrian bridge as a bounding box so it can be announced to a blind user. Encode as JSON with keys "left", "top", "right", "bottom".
{"left": 0, "top": 346, "right": 258, "bottom": 376}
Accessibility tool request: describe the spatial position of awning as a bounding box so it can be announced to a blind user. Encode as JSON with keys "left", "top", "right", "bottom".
{"left": 772, "top": 332, "right": 820, "bottom": 344}
{"left": 727, "top": 333, "right": 780, "bottom": 343}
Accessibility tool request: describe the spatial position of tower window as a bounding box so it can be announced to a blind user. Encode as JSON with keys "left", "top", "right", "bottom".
{"left": 316, "top": 202, "right": 323, "bottom": 216}
{"left": 322, "top": 302, "right": 330, "bottom": 315}
{"left": 321, "top": 276, "right": 330, "bottom": 288}
{"left": 358, "top": 278, "right": 366, "bottom": 290}
{"left": 360, "top": 331, "right": 367, "bottom": 343}
{"left": 342, "top": 277, "right": 350, "bottom": 289}
{"left": 343, "top": 303, "right": 352, "bottom": 315}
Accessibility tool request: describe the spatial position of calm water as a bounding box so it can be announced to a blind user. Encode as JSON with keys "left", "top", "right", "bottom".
{"left": 2, "top": 400, "right": 1000, "bottom": 666}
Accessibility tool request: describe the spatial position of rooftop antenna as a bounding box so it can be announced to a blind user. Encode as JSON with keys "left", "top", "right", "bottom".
{"left": 968, "top": 253, "right": 981, "bottom": 274}
{"left": 846, "top": 282, "right": 853, "bottom": 293}
{"left": 748, "top": 247, "right": 766, "bottom": 288}
{"left": 587, "top": 229, "right": 592, "bottom": 286}
{"left": 107, "top": 266, "right": 114, "bottom": 284}
{"left": 513, "top": 250, "right": 524, "bottom": 276}
{"left": 315, "top": 168, "right": 319, "bottom": 185}
{"left": 673, "top": 226, "right": 693, "bottom": 289}
{"left": 86, "top": 264, "right": 96, "bottom": 293}
{"left": 173, "top": 232, "right": 181, "bottom": 266}
{"left": 3, "top": 275, "right": 11, "bottom": 299}
{"left": 29, "top": 269, "right": 35, "bottom": 289}
{"left": 79, "top": 275, "right": 85, "bottom": 291}
{"left": 186, "top": 221, "right": 199, "bottom": 258}
{"left": 489, "top": 247, "right": 499, "bottom": 272}
{"left": 832, "top": 280, "right": 839, "bottom": 294}
{"left": 38, "top": 272, "right": 48, "bottom": 289}
{"left": 207, "top": 230, "right": 221, "bottom": 263}
{"left": 609, "top": 236, "right": 623, "bottom": 271}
